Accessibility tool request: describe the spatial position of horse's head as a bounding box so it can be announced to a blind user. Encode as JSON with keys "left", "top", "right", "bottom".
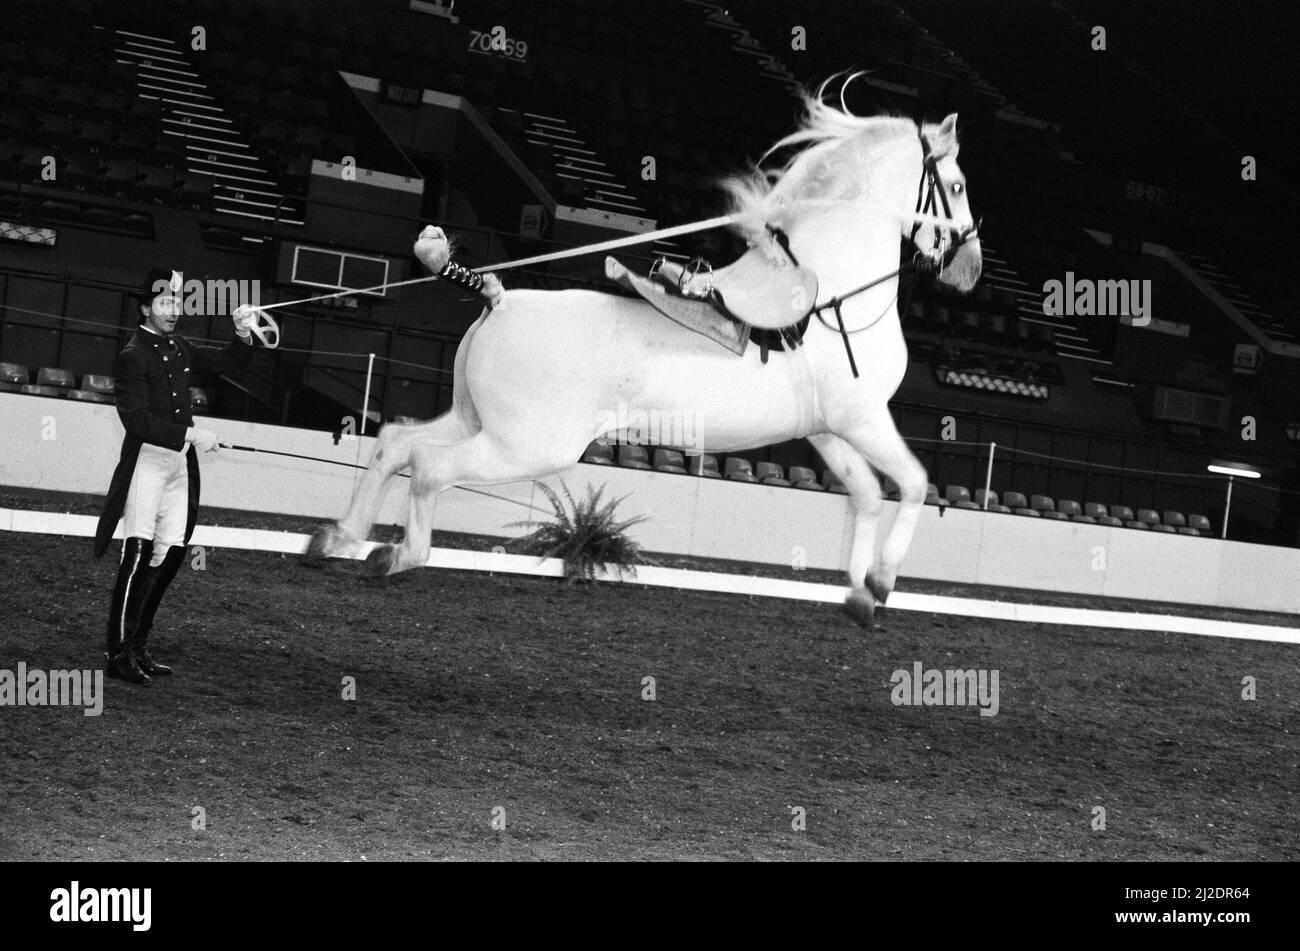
{"left": 721, "top": 87, "right": 983, "bottom": 304}
{"left": 910, "top": 114, "right": 981, "bottom": 292}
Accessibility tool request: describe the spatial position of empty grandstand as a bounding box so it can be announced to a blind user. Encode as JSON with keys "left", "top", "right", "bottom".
{"left": 1, "top": 0, "right": 1296, "bottom": 546}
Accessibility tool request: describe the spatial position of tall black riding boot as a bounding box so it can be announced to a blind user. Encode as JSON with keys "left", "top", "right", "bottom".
{"left": 105, "top": 537, "right": 153, "bottom": 685}
{"left": 129, "top": 544, "right": 185, "bottom": 676}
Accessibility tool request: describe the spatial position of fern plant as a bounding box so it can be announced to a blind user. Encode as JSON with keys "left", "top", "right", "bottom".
{"left": 507, "top": 480, "right": 647, "bottom": 584}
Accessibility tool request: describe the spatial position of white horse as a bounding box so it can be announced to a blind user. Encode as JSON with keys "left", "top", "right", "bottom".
{"left": 306, "top": 92, "right": 981, "bottom": 624}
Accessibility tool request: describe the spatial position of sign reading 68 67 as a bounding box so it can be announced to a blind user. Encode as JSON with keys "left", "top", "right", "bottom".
{"left": 468, "top": 26, "right": 529, "bottom": 61}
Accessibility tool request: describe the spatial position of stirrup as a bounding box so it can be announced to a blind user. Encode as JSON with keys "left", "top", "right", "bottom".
{"left": 648, "top": 255, "right": 669, "bottom": 282}
{"left": 678, "top": 257, "right": 714, "bottom": 299}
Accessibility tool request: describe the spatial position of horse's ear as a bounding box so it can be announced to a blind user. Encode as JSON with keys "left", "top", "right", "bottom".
{"left": 935, "top": 113, "right": 960, "bottom": 156}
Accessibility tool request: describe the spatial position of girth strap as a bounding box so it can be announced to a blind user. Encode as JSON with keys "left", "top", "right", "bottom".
{"left": 832, "top": 301, "right": 859, "bottom": 378}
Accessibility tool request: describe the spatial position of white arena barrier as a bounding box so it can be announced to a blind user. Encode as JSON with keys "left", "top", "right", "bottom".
{"left": 2, "top": 506, "right": 1296, "bottom": 644}
{"left": 2, "top": 392, "right": 1299, "bottom": 616}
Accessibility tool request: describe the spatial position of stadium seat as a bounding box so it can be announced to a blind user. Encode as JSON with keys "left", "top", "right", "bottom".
{"left": 1188, "top": 514, "right": 1212, "bottom": 533}
{"left": 973, "top": 489, "right": 1012, "bottom": 513}
{"left": 1162, "top": 511, "right": 1187, "bottom": 528}
{"left": 99, "top": 157, "right": 140, "bottom": 199}
{"left": 685, "top": 453, "right": 720, "bottom": 478}
{"left": 1056, "top": 499, "right": 1082, "bottom": 518}
{"left": 653, "top": 448, "right": 688, "bottom": 474}
{"left": 1040, "top": 509, "right": 1069, "bottom": 520}
{"left": 175, "top": 172, "right": 214, "bottom": 212}
{"left": 1177, "top": 527, "right": 1201, "bottom": 536}
{"left": 138, "top": 166, "right": 179, "bottom": 204}
{"left": 1110, "top": 505, "right": 1135, "bottom": 522}
{"left": 944, "top": 484, "right": 971, "bottom": 505}
{"left": 68, "top": 387, "right": 112, "bottom": 403}
{"left": 789, "top": 466, "right": 824, "bottom": 490}
{"left": 1098, "top": 515, "right": 1124, "bottom": 527}
{"left": 581, "top": 441, "right": 614, "bottom": 465}
{"left": 946, "top": 483, "right": 980, "bottom": 508}
{"left": 755, "top": 461, "right": 791, "bottom": 487}
{"left": 1002, "top": 490, "right": 1038, "bottom": 516}
{"left": 1030, "top": 494, "right": 1056, "bottom": 513}
{"left": 1071, "top": 514, "right": 1097, "bottom": 524}
{"left": 36, "top": 367, "right": 75, "bottom": 391}
{"left": 1151, "top": 524, "right": 1176, "bottom": 533}
{"left": 81, "top": 373, "right": 114, "bottom": 394}
{"left": 189, "top": 387, "right": 210, "bottom": 411}
{"left": 1124, "top": 520, "right": 1150, "bottom": 530}
{"left": 822, "top": 470, "right": 849, "bottom": 494}
{"left": 617, "top": 444, "right": 651, "bottom": 470}
{"left": 20, "top": 384, "right": 63, "bottom": 397}
{"left": 725, "top": 457, "right": 757, "bottom": 483}
{"left": 1084, "top": 502, "right": 1109, "bottom": 520}
{"left": 924, "top": 482, "right": 945, "bottom": 506}
{"left": 0, "top": 362, "right": 28, "bottom": 392}
{"left": 880, "top": 474, "right": 901, "bottom": 500}
{"left": 1137, "top": 509, "right": 1161, "bottom": 527}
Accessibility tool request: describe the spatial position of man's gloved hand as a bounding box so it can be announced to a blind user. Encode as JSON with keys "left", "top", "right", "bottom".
{"left": 185, "top": 427, "right": 221, "bottom": 453}
{"left": 232, "top": 305, "right": 257, "bottom": 339}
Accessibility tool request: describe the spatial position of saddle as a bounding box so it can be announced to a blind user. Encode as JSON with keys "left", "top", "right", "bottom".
{"left": 605, "top": 234, "right": 818, "bottom": 358}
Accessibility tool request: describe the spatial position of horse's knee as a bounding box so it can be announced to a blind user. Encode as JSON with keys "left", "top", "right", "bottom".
{"left": 895, "top": 466, "right": 928, "bottom": 505}
{"left": 856, "top": 483, "right": 884, "bottom": 518}
{"left": 408, "top": 447, "right": 442, "bottom": 495}
{"left": 374, "top": 422, "right": 400, "bottom": 456}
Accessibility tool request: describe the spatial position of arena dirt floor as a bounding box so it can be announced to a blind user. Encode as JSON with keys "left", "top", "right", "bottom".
{"left": 2, "top": 491, "right": 1298, "bottom": 861}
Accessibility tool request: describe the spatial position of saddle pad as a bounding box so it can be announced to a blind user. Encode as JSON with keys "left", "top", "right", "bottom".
{"left": 605, "top": 256, "right": 749, "bottom": 356}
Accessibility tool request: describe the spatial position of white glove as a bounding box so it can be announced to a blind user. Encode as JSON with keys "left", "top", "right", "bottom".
{"left": 232, "top": 305, "right": 257, "bottom": 338}
{"left": 185, "top": 427, "right": 220, "bottom": 453}
{"left": 414, "top": 225, "right": 450, "bottom": 272}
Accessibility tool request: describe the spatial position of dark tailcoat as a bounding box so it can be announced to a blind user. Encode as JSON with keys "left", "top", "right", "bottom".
{"left": 93, "top": 329, "right": 255, "bottom": 558}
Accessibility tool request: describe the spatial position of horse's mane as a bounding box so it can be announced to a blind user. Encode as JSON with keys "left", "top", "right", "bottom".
{"left": 721, "top": 77, "right": 918, "bottom": 240}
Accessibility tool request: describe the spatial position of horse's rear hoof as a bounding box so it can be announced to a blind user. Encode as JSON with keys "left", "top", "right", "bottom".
{"left": 843, "top": 587, "right": 877, "bottom": 628}
{"left": 363, "top": 544, "right": 396, "bottom": 578}
{"left": 865, "top": 572, "right": 891, "bottom": 606}
{"left": 302, "top": 524, "right": 338, "bottom": 564}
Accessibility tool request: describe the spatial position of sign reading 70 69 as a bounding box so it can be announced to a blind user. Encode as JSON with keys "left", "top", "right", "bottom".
{"left": 468, "top": 26, "right": 528, "bottom": 61}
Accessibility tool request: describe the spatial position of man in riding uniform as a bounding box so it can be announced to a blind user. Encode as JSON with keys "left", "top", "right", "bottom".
{"left": 93, "top": 267, "right": 262, "bottom": 685}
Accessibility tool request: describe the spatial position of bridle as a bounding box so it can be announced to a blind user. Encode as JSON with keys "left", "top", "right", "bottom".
{"left": 910, "top": 130, "right": 977, "bottom": 275}
{"left": 792, "top": 124, "right": 981, "bottom": 377}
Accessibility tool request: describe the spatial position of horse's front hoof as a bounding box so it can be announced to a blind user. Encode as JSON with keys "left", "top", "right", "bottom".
{"left": 363, "top": 544, "right": 396, "bottom": 578}
{"left": 303, "top": 524, "right": 340, "bottom": 564}
{"left": 865, "top": 572, "right": 892, "bottom": 606}
{"left": 843, "top": 587, "right": 877, "bottom": 628}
